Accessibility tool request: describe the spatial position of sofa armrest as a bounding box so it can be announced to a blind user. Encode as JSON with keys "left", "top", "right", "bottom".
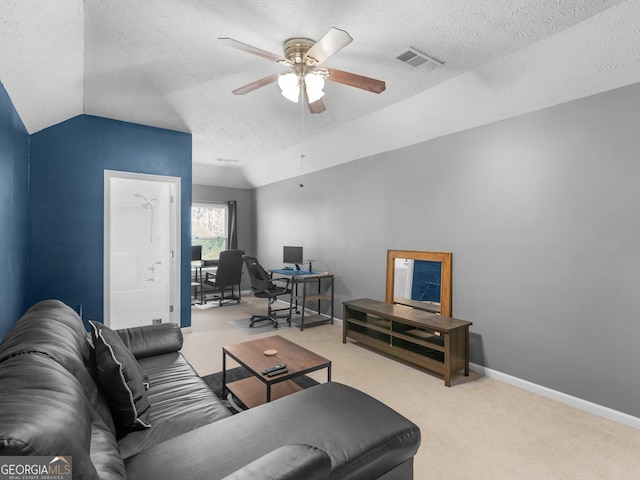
{"left": 116, "top": 323, "right": 183, "bottom": 359}
{"left": 221, "top": 445, "right": 331, "bottom": 480}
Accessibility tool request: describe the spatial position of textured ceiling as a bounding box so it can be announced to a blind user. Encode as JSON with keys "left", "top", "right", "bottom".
{"left": 1, "top": 0, "right": 639, "bottom": 188}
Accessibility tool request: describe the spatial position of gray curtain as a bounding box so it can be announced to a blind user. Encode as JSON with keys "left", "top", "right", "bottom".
{"left": 227, "top": 201, "right": 237, "bottom": 249}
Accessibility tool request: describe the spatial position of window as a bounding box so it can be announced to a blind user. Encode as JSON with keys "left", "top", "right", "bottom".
{"left": 192, "top": 202, "right": 227, "bottom": 260}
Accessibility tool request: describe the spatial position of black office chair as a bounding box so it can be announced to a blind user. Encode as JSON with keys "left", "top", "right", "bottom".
{"left": 243, "top": 255, "right": 292, "bottom": 328}
{"left": 202, "top": 249, "right": 245, "bottom": 306}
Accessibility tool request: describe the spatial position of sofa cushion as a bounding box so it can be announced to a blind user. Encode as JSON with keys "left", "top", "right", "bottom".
{"left": 221, "top": 444, "right": 331, "bottom": 480}
{"left": 116, "top": 322, "right": 183, "bottom": 359}
{"left": 0, "top": 299, "right": 117, "bottom": 435}
{"left": 0, "top": 353, "right": 125, "bottom": 480}
{"left": 124, "top": 382, "right": 421, "bottom": 480}
{"left": 89, "top": 410, "right": 127, "bottom": 480}
{"left": 0, "top": 300, "right": 94, "bottom": 389}
{"left": 90, "top": 321, "right": 151, "bottom": 433}
{"left": 118, "top": 352, "right": 232, "bottom": 459}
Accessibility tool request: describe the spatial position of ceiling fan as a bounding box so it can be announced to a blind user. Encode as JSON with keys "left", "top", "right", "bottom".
{"left": 219, "top": 27, "right": 386, "bottom": 114}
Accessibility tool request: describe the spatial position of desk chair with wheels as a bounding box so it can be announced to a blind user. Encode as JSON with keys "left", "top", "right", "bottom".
{"left": 202, "top": 249, "right": 245, "bottom": 306}
{"left": 243, "top": 255, "right": 292, "bottom": 328}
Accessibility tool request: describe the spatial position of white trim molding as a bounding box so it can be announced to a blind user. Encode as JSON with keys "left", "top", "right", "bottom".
{"left": 470, "top": 363, "right": 640, "bottom": 430}
{"left": 104, "top": 170, "right": 182, "bottom": 328}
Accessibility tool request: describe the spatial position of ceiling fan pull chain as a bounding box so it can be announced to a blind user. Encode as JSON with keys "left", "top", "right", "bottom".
{"left": 300, "top": 94, "right": 305, "bottom": 177}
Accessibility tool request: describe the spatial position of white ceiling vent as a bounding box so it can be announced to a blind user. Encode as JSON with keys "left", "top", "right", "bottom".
{"left": 395, "top": 47, "right": 443, "bottom": 72}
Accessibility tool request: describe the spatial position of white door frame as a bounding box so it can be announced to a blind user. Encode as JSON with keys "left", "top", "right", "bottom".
{"left": 104, "top": 170, "right": 181, "bottom": 327}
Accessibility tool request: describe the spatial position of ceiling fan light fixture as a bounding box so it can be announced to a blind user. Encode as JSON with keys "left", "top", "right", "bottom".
{"left": 222, "top": 28, "right": 385, "bottom": 111}
{"left": 304, "top": 73, "right": 325, "bottom": 103}
{"left": 278, "top": 72, "right": 300, "bottom": 103}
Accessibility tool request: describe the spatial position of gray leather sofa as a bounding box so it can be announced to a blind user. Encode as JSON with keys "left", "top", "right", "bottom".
{"left": 0, "top": 300, "right": 421, "bottom": 480}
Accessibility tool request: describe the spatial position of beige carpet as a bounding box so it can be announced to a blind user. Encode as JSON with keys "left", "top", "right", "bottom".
{"left": 182, "top": 295, "right": 640, "bottom": 480}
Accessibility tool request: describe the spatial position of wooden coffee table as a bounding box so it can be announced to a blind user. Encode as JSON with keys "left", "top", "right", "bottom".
{"left": 222, "top": 335, "right": 331, "bottom": 408}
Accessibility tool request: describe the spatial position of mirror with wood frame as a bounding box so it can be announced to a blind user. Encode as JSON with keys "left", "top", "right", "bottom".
{"left": 385, "top": 250, "right": 452, "bottom": 316}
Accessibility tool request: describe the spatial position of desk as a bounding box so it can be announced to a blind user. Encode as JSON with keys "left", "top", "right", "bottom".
{"left": 191, "top": 262, "right": 218, "bottom": 305}
{"left": 270, "top": 269, "right": 334, "bottom": 331}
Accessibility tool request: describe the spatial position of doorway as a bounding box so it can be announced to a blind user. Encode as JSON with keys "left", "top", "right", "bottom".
{"left": 104, "top": 170, "right": 181, "bottom": 329}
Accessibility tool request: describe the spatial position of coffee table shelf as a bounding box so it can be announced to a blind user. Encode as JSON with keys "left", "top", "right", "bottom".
{"left": 226, "top": 377, "right": 304, "bottom": 409}
{"left": 222, "top": 335, "right": 331, "bottom": 408}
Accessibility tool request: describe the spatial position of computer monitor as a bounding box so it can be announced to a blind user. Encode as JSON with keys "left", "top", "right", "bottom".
{"left": 191, "top": 245, "right": 202, "bottom": 262}
{"left": 283, "top": 246, "right": 303, "bottom": 265}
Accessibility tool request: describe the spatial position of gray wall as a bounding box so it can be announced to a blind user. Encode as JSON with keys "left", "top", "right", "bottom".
{"left": 253, "top": 81, "right": 640, "bottom": 418}
{"left": 192, "top": 184, "right": 254, "bottom": 290}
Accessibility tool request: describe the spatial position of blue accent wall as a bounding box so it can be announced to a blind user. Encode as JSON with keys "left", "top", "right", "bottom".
{"left": 29, "top": 115, "right": 192, "bottom": 328}
{"left": 0, "top": 81, "right": 30, "bottom": 340}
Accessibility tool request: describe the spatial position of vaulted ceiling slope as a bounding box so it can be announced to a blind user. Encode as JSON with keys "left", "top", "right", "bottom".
{"left": 1, "top": 1, "right": 639, "bottom": 188}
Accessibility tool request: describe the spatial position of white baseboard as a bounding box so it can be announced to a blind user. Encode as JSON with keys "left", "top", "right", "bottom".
{"left": 470, "top": 363, "right": 640, "bottom": 430}
{"left": 201, "top": 297, "right": 638, "bottom": 428}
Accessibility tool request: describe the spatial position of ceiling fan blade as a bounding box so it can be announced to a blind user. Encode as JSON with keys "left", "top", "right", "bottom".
{"left": 304, "top": 27, "right": 353, "bottom": 66}
{"left": 232, "top": 73, "right": 279, "bottom": 95}
{"left": 308, "top": 97, "right": 326, "bottom": 114}
{"left": 327, "top": 68, "right": 386, "bottom": 94}
{"left": 218, "top": 37, "right": 291, "bottom": 66}
{"left": 303, "top": 85, "right": 326, "bottom": 114}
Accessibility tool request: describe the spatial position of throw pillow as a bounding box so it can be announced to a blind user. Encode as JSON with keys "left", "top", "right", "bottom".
{"left": 89, "top": 321, "right": 151, "bottom": 432}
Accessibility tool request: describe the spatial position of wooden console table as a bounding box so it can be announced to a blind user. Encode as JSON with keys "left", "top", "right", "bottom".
{"left": 343, "top": 298, "right": 472, "bottom": 386}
